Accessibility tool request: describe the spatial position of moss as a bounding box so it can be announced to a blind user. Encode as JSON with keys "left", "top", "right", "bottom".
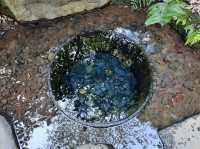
{"left": 0, "top": 0, "right": 14, "bottom": 18}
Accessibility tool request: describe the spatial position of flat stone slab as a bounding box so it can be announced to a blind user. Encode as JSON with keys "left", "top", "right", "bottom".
{"left": 0, "top": 115, "right": 18, "bottom": 149}
{"left": 159, "top": 114, "right": 200, "bottom": 149}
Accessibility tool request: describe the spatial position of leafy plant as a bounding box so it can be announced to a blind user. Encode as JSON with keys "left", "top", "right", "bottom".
{"left": 112, "top": 0, "right": 155, "bottom": 9}
{"left": 145, "top": 0, "right": 200, "bottom": 46}
{"left": 145, "top": 0, "right": 190, "bottom": 26}
{"left": 186, "top": 29, "right": 200, "bottom": 45}
{"left": 131, "top": 0, "right": 156, "bottom": 9}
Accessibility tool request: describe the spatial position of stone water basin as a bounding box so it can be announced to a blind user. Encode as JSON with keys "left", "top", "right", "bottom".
{"left": 49, "top": 30, "right": 153, "bottom": 127}
{"left": 14, "top": 28, "right": 162, "bottom": 149}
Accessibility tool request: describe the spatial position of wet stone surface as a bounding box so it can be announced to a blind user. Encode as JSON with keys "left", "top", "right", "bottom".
{"left": 1, "top": 5, "right": 200, "bottom": 149}
{"left": 50, "top": 31, "right": 151, "bottom": 125}
{"left": 15, "top": 111, "right": 163, "bottom": 149}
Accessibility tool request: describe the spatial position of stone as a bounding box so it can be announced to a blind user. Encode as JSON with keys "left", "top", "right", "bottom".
{"left": 1, "top": 99, "right": 7, "bottom": 104}
{"left": 0, "top": 115, "right": 18, "bottom": 149}
{"left": 183, "top": 81, "right": 193, "bottom": 91}
{"left": 48, "top": 52, "right": 56, "bottom": 62}
{"left": 159, "top": 114, "right": 200, "bottom": 149}
{"left": 2, "top": 0, "right": 110, "bottom": 21}
{"left": 76, "top": 144, "right": 114, "bottom": 149}
{"left": 1, "top": 5, "right": 200, "bottom": 147}
{"left": 79, "top": 88, "right": 87, "bottom": 95}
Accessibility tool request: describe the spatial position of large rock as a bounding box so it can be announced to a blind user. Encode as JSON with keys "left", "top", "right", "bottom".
{"left": 159, "top": 114, "right": 200, "bottom": 149}
{"left": 0, "top": 115, "right": 18, "bottom": 149}
{"left": 2, "top": 0, "right": 110, "bottom": 21}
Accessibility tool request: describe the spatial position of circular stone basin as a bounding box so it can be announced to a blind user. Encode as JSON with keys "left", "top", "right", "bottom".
{"left": 49, "top": 31, "right": 153, "bottom": 127}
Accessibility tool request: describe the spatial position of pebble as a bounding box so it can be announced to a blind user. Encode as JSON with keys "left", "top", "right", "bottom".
{"left": 183, "top": 81, "right": 193, "bottom": 91}
{"left": 1, "top": 99, "right": 7, "bottom": 105}
{"left": 48, "top": 52, "right": 56, "bottom": 62}
{"left": 79, "top": 89, "right": 87, "bottom": 95}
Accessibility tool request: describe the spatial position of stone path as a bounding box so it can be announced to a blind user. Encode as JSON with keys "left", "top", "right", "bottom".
{"left": 160, "top": 114, "right": 200, "bottom": 149}
{"left": 0, "top": 115, "right": 17, "bottom": 149}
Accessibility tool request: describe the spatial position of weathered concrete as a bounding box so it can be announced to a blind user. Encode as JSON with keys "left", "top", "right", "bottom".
{"left": 2, "top": 0, "right": 110, "bottom": 21}
{"left": 159, "top": 114, "right": 200, "bottom": 149}
{"left": 0, "top": 115, "right": 17, "bottom": 149}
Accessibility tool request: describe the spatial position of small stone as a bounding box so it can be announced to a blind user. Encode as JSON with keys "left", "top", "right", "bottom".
{"left": 2, "top": 106, "right": 7, "bottom": 110}
{"left": 48, "top": 52, "right": 56, "bottom": 62}
{"left": 195, "top": 79, "right": 199, "bottom": 85}
{"left": 183, "top": 81, "right": 193, "bottom": 91}
{"left": 79, "top": 89, "right": 87, "bottom": 95}
{"left": 168, "top": 62, "right": 180, "bottom": 71}
{"left": 1, "top": 100, "right": 7, "bottom": 105}
{"left": 145, "top": 43, "right": 160, "bottom": 54}
{"left": 105, "top": 69, "right": 113, "bottom": 76}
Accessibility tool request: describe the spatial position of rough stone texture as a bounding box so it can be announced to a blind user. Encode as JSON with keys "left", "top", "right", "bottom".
{"left": 0, "top": 5, "right": 200, "bottom": 148}
{"left": 2, "top": 0, "right": 110, "bottom": 21}
{"left": 0, "top": 115, "right": 17, "bottom": 149}
{"left": 76, "top": 144, "right": 114, "bottom": 149}
{"left": 189, "top": 0, "right": 200, "bottom": 15}
{"left": 15, "top": 114, "right": 163, "bottom": 149}
{"left": 159, "top": 114, "right": 200, "bottom": 149}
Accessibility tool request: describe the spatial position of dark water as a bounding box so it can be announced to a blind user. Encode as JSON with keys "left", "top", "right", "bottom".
{"left": 50, "top": 31, "right": 152, "bottom": 126}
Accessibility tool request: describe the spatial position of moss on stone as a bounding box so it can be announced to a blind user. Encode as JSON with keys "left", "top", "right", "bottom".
{"left": 0, "top": 0, "right": 14, "bottom": 18}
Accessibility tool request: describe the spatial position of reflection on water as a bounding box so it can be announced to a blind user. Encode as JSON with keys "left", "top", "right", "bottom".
{"left": 50, "top": 30, "right": 152, "bottom": 126}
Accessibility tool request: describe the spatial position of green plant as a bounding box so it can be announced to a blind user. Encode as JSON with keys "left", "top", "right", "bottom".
{"left": 131, "top": 0, "right": 156, "bottom": 9}
{"left": 145, "top": 0, "right": 190, "bottom": 26}
{"left": 186, "top": 29, "right": 200, "bottom": 45}
{"left": 145, "top": 0, "right": 200, "bottom": 46}
{"left": 112, "top": 0, "right": 156, "bottom": 9}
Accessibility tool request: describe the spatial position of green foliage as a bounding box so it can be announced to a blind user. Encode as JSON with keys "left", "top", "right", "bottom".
{"left": 145, "top": 0, "right": 189, "bottom": 26}
{"left": 186, "top": 29, "right": 200, "bottom": 45}
{"left": 112, "top": 0, "right": 155, "bottom": 9}
{"left": 145, "top": 0, "right": 200, "bottom": 46}
{"left": 131, "top": 0, "right": 156, "bottom": 9}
